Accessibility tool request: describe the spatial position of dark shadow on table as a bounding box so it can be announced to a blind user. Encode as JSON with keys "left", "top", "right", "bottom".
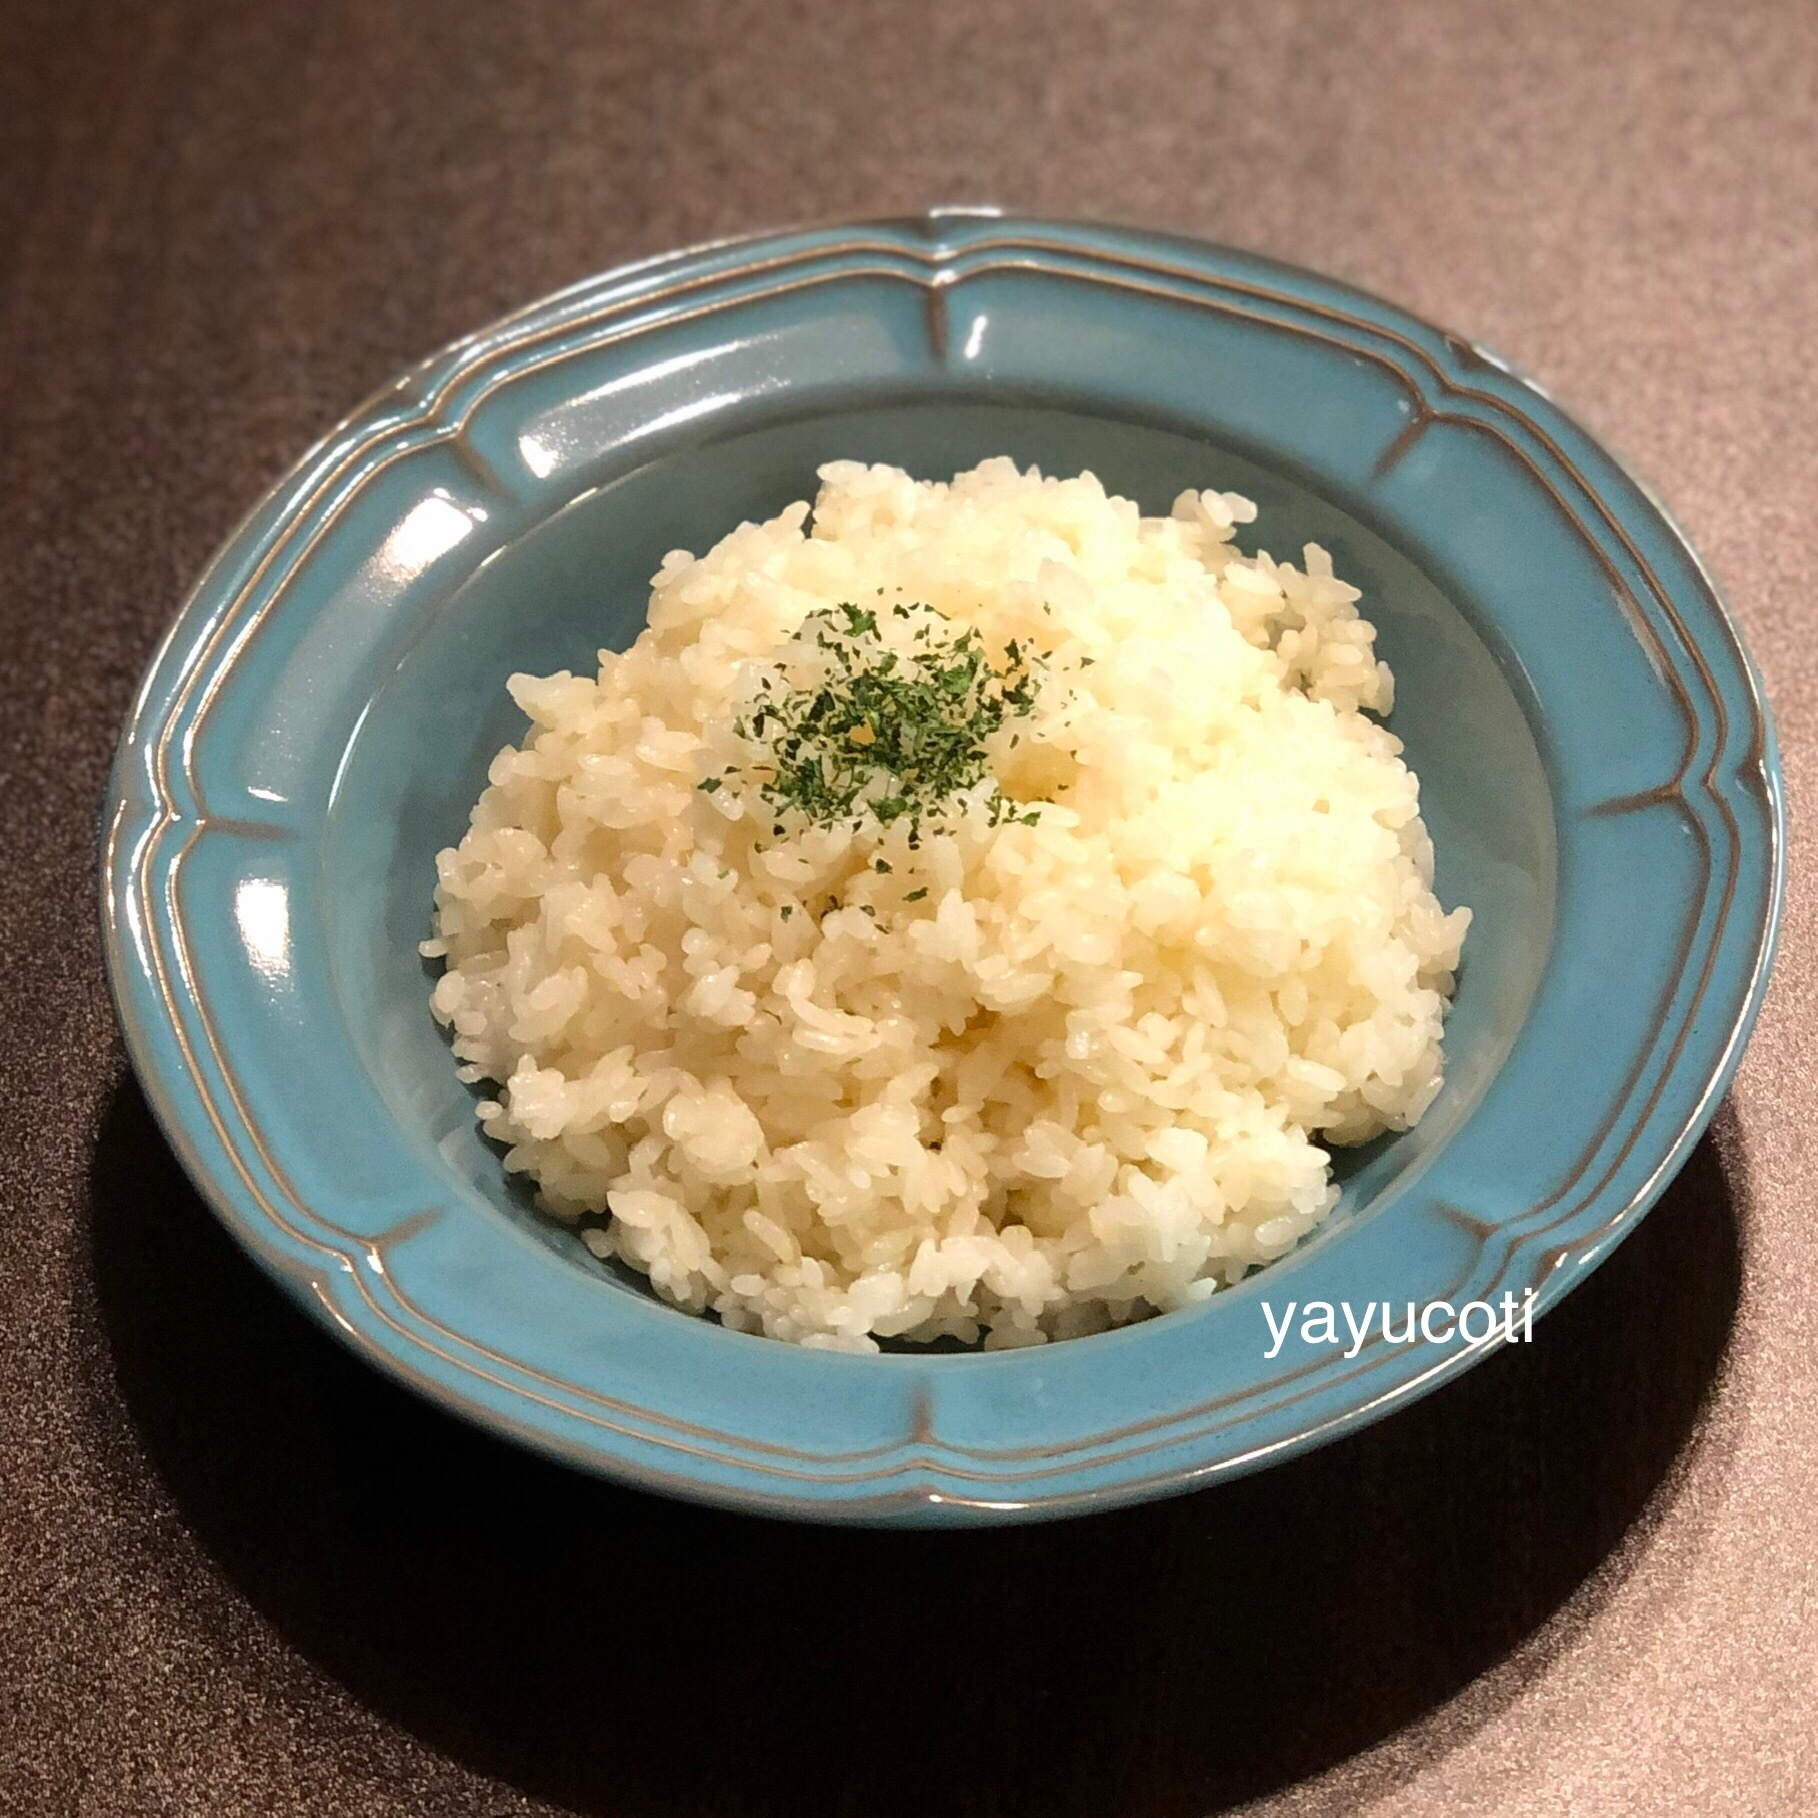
{"left": 85, "top": 1075, "right": 1744, "bottom": 1818}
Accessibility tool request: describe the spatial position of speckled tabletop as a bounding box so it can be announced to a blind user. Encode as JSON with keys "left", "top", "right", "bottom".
{"left": 4, "top": 0, "right": 1814, "bottom": 1812}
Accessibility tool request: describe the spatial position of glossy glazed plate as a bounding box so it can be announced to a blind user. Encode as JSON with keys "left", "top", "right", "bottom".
{"left": 103, "top": 213, "right": 1783, "bottom": 1524}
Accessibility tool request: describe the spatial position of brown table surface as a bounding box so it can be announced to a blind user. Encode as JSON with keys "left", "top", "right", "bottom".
{"left": 5, "top": 1, "right": 1814, "bottom": 1812}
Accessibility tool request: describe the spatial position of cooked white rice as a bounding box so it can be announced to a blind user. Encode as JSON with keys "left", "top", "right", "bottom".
{"left": 424, "top": 459, "right": 1469, "bottom": 1351}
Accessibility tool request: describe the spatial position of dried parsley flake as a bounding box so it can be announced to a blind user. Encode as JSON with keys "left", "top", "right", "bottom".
{"left": 719, "top": 601, "right": 1045, "bottom": 840}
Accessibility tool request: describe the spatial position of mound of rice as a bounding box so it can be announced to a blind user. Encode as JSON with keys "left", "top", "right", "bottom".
{"left": 425, "top": 459, "right": 1470, "bottom": 1351}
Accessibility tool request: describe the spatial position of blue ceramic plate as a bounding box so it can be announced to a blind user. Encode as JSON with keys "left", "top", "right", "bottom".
{"left": 103, "top": 213, "right": 1783, "bottom": 1524}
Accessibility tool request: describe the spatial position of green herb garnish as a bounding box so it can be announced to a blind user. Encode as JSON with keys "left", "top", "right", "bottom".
{"left": 724, "top": 601, "right": 1043, "bottom": 840}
